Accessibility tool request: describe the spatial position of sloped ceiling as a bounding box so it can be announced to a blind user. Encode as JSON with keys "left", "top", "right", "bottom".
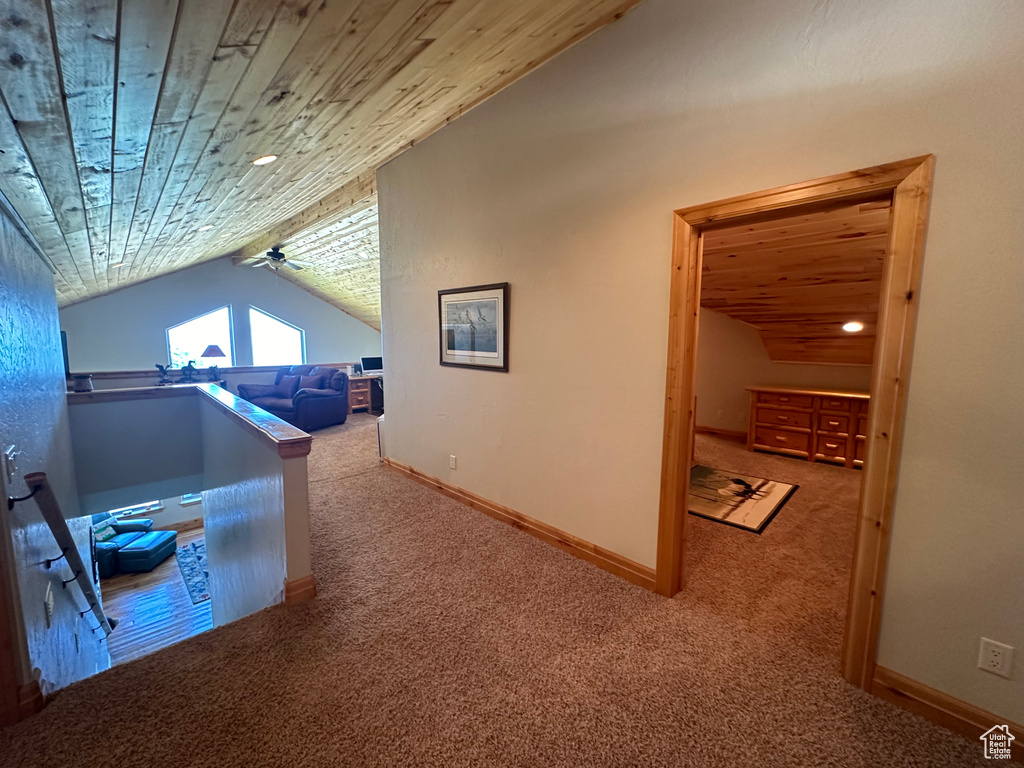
{"left": 700, "top": 199, "right": 891, "bottom": 366}
{"left": 0, "top": 0, "right": 642, "bottom": 317}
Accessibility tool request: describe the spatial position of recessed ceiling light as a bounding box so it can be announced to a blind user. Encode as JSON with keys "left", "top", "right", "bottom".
{"left": 843, "top": 321, "right": 865, "bottom": 333}
{"left": 198, "top": 224, "right": 214, "bottom": 232}
{"left": 253, "top": 154, "right": 277, "bottom": 166}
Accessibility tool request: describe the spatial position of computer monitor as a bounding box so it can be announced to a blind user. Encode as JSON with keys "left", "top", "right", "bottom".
{"left": 360, "top": 355, "right": 383, "bottom": 374}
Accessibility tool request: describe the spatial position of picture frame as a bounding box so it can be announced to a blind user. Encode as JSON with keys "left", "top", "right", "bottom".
{"left": 438, "top": 282, "right": 509, "bottom": 371}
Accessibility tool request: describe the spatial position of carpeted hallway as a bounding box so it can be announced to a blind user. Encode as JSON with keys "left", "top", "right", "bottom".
{"left": 0, "top": 415, "right": 988, "bottom": 767}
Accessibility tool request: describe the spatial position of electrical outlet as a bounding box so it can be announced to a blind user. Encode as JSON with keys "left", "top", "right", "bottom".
{"left": 716, "top": 409, "right": 724, "bottom": 420}
{"left": 978, "top": 637, "right": 1014, "bottom": 679}
{"left": 449, "top": 455, "right": 457, "bottom": 470}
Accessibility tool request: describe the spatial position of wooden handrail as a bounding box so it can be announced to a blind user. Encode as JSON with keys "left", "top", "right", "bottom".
{"left": 19, "top": 474, "right": 113, "bottom": 636}
{"left": 195, "top": 384, "right": 312, "bottom": 459}
{"left": 66, "top": 383, "right": 312, "bottom": 458}
{"left": 67, "top": 362, "right": 356, "bottom": 381}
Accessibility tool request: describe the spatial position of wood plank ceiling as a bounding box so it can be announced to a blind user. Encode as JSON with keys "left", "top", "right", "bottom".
{"left": 0, "top": 0, "right": 642, "bottom": 325}
{"left": 700, "top": 199, "right": 892, "bottom": 366}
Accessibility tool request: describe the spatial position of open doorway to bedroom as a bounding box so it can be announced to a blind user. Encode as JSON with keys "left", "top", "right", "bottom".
{"left": 685, "top": 198, "right": 888, "bottom": 662}
{"left": 656, "top": 156, "right": 934, "bottom": 691}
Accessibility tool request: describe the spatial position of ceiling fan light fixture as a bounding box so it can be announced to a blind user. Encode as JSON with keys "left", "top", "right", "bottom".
{"left": 843, "top": 321, "right": 865, "bottom": 333}
{"left": 253, "top": 154, "right": 278, "bottom": 166}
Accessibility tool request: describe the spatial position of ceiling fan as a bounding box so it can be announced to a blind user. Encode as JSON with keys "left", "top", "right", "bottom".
{"left": 250, "top": 246, "right": 312, "bottom": 272}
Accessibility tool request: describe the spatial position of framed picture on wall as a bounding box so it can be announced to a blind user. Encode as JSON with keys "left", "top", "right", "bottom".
{"left": 438, "top": 283, "right": 509, "bottom": 371}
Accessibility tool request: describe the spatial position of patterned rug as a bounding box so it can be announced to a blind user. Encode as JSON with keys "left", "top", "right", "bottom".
{"left": 175, "top": 538, "right": 210, "bottom": 604}
{"left": 688, "top": 465, "right": 798, "bottom": 533}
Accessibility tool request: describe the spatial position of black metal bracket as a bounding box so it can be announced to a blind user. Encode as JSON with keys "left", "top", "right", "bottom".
{"left": 44, "top": 547, "right": 69, "bottom": 569}
{"left": 61, "top": 569, "right": 81, "bottom": 589}
{"left": 6, "top": 486, "right": 39, "bottom": 511}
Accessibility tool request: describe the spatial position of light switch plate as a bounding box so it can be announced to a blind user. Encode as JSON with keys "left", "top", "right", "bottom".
{"left": 2, "top": 445, "right": 17, "bottom": 484}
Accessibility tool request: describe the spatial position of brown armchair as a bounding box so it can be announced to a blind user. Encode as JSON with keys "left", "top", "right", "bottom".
{"left": 237, "top": 365, "right": 349, "bottom": 432}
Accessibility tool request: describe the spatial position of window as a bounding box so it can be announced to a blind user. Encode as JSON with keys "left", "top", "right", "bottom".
{"left": 167, "top": 306, "right": 233, "bottom": 368}
{"left": 180, "top": 493, "right": 203, "bottom": 506}
{"left": 249, "top": 307, "right": 305, "bottom": 366}
{"left": 108, "top": 500, "right": 163, "bottom": 517}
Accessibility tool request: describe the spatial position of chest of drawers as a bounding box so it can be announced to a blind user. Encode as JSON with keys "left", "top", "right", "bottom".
{"left": 746, "top": 386, "right": 870, "bottom": 468}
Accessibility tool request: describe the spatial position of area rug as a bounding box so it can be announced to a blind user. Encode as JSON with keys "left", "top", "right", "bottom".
{"left": 688, "top": 465, "right": 798, "bottom": 533}
{"left": 175, "top": 539, "right": 210, "bottom": 604}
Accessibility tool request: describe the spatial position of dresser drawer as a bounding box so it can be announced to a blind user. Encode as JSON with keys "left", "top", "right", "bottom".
{"left": 815, "top": 434, "right": 848, "bottom": 461}
{"left": 757, "top": 407, "right": 811, "bottom": 429}
{"left": 350, "top": 390, "right": 370, "bottom": 409}
{"left": 818, "top": 413, "right": 849, "bottom": 434}
{"left": 349, "top": 379, "right": 370, "bottom": 392}
{"left": 855, "top": 438, "right": 866, "bottom": 464}
{"left": 754, "top": 427, "right": 809, "bottom": 454}
{"left": 757, "top": 391, "right": 814, "bottom": 409}
{"left": 856, "top": 414, "right": 868, "bottom": 438}
{"left": 819, "top": 396, "right": 852, "bottom": 412}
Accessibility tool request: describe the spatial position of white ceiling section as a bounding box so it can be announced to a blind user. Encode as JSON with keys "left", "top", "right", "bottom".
{"left": 0, "top": 0, "right": 642, "bottom": 322}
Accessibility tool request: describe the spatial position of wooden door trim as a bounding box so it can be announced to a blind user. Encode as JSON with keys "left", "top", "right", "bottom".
{"left": 655, "top": 155, "right": 935, "bottom": 692}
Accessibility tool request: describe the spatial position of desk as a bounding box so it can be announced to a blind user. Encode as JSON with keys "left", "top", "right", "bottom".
{"left": 349, "top": 376, "right": 383, "bottom": 414}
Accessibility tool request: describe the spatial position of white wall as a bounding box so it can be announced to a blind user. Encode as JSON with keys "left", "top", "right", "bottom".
{"left": 59, "top": 257, "right": 381, "bottom": 371}
{"left": 68, "top": 395, "right": 203, "bottom": 515}
{"left": 378, "top": 0, "right": 1024, "bottom": 722}
{"left": 0, "top": 208, "right": 109, "bottom": 693}
{"left": 696, "top": 309, "right": 872, "bottom": 432}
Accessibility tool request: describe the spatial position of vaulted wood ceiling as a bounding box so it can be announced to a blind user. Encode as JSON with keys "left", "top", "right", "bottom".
{"left": 700, "top": 199, "right": 892, "bottom": 365}
{"left": 0, "top": 0, "right": 641, "bottom": 321}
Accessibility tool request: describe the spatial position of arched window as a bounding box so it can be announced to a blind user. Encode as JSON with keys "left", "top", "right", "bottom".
{"left": 249, "top": 306, "right": 305, "bottom": 366}
{"left": 166, "top": 306, "right": 233, "bottom": 368}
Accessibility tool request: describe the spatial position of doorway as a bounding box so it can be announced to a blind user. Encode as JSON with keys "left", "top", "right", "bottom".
{"left": 655, "top": 156, "right": 934, "bottom": 690}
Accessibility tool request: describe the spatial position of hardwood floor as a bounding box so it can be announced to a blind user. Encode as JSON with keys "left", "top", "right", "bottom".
{"left": 101, "top": 528, "right": 212, "bottom": 666}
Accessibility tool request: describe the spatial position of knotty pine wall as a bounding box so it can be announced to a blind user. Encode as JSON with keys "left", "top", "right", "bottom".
{"left": 379, "top": 0, "right": 1024, "bottom": 724}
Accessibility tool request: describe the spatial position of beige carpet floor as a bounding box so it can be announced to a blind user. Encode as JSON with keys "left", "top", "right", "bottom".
{"left": 0, "top": 416, "right": 990, "bottom": 767}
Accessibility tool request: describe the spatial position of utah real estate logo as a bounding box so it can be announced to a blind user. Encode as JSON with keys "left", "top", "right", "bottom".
{"left": 980, "top": 725, "right": 1015, "bottom": 760}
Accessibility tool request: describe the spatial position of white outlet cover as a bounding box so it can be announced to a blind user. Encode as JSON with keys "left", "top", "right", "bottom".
{"left": 449, "top": 455, "right": 457, "bottom": 470}
{"left": 978, "top": 637, "right": 1014, "bottom": 679}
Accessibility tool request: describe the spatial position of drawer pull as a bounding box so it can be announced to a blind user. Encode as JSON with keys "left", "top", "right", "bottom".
{"left": 825, "top": 443, "right": 839, "bottom": 450}
{"left": 779, "top": 397, "right": 789, "bottom": 402}
{"left": 775, "top": 435, "right": 787, "bottom": 442}
{"left": 828, "top": 420, "right": 840, "bottom": 427}
{"left": 777, "top": 415, "right": 789, "bottom": 421}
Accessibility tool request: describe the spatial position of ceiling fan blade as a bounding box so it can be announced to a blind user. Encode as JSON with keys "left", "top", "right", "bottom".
{"left": 284, "top": 261, "right": 304, "bottom": 271}
{"left": 250, "top": 259, "right": 270, "bottom": 268}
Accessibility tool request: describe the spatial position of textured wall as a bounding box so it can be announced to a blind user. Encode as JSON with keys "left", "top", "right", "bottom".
{"left": 59, "top": 257, "right": 382, "bottom": 371}
{"left": 379, "top": 0, "right": 1024, "bottom": 722}
{"left": 696, "top": 310, "right": 872, "bottom": 433}
{"left": 199, "top": 399, "right": 288, "bottom": 627}
{"left": 0, "top": 210, "right": 109, "bottom": 693}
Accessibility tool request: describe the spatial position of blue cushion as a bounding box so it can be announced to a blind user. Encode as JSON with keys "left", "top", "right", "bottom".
{"left": 117, "top": 530, "right": 177, "bottom": 573}
{"left": 95, "top": 532, "right": 147, "bottom": 578}
{"left": 111, "top": 518, "right": 154, "bottom": 534}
